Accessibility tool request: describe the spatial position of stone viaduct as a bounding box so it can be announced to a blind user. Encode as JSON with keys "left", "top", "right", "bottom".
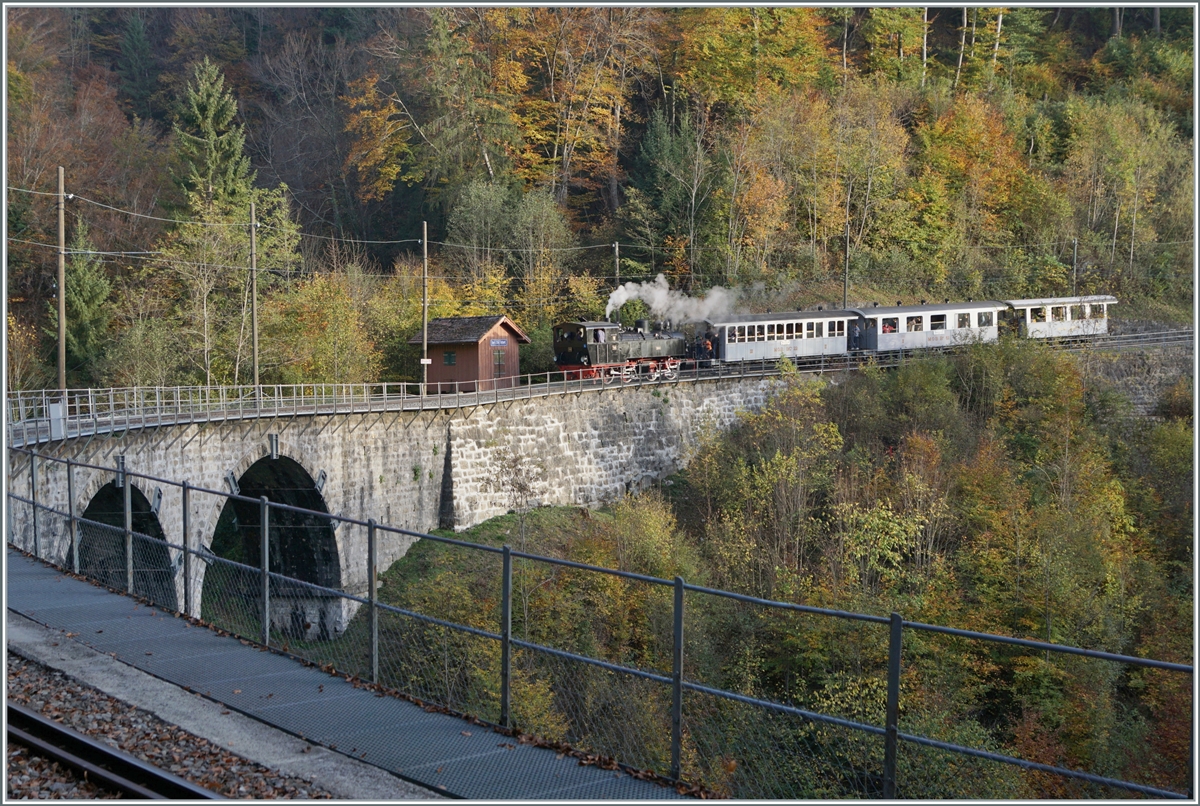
{"left": 8, "top": 376, "right": 781, "bottom": 622}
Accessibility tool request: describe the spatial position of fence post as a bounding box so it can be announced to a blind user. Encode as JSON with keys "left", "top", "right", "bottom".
{"left": 500, "top": 545, "right": 512, "bottom": 729}
{"left": 883, "top": 611, "right": 903, "bottom": 798}
{"left": 122, "top": 459, "right": 133, "bottom": 594}
{"left": 182, "top": 481, "right": 191, "bottom": 617}
{"left": 67, "top": 458, "right": 77, "bottom": 573}
{"left": 260, "top": 496, "right": 270, "bottom": 647}
{"left": 368, "top": 519, "right": 379, "bottom": 684}
{"left": 672, "top": 576, "right": 685, "bottom": 780}
{"left": 30, "top": 450, "right": 38, "bottom": 557}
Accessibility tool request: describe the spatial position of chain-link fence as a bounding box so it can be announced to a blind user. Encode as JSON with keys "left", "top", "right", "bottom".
{"left": 7, "top": 447, "right": 1193, "bottom": 799}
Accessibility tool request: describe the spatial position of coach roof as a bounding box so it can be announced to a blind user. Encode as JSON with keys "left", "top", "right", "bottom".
{"left": 847, "top": 300, "right": 1007, "bottom": 318}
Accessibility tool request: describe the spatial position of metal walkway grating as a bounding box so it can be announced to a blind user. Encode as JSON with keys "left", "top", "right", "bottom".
{"left": 6, "top": 549, "right": 687, "bottom": 800}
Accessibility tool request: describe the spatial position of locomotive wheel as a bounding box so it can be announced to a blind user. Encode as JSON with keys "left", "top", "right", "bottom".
{"left": 603, "top": 368, "right": 616, "bottom": 384}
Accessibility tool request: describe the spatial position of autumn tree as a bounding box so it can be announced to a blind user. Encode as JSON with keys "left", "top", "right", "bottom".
{"left": 262, "top": 270, "right": 381, "bottom": 384}
{"left": 671, "top": 8, "right": 833, "bottom": 107}
{"left": 508, "top": 188, "right": 575, "bottom": 329}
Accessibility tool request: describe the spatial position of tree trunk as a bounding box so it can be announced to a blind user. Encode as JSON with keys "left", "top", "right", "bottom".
{"left": 954, "top": 8, "right": 967, "bottom": 88}
{"left": 1113, "top": 7, "right": 1122, "bottom": 38}
{"left": 921, "top": 8, "right": 929, "bottom": 89}
{"left": 991, "top": 10, "right": 1004, "bottom": 84}
{"left": 1129, "top": 167, "right": 1140, "bottom": 272}
{"left": 1153, "top": 7, "right": 1161, "bottom": 35}
{"left": 842, "top": 12, "right": 850, "bottom": 80}
{"left": 1110, "top": 203, "right": 1121, "bottom": 267}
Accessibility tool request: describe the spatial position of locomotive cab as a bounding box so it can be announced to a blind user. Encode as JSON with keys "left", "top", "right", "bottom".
{"left": 554, "top": 322, "right": 619, "bottom": 367}
{"left": 553, "top": 320, "right": 688, "bottom": 375}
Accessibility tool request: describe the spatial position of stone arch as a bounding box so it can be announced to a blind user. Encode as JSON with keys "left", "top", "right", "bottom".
{"left": 199, "top": 449, "right": 343, "bottom": 641}
{"left": 78, "top": 480, "right": 177, "bottom": 611}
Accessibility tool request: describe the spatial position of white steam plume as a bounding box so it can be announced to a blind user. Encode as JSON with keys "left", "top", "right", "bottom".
{"left": 604, "top": 274, "right": 738, "bottom": 324}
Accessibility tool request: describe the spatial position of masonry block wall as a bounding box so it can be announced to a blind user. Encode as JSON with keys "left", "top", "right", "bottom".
{"left": 445, "top": 377, "right": 779, "bottom": 528}
{"left": 8, "top": 377, "right": 780, "bottom": 615}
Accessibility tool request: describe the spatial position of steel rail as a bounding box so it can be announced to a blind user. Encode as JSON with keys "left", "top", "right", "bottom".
{"left": 7, "top": 702, "right": 224, "bottom": 800}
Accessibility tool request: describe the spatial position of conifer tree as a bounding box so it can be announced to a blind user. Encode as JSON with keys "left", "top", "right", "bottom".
{"left": 172, "top": 56, "right": 254, "bottom": 207}
{"left": 117, "top": 12, "right": 156, "bottom": 120}
{"left": 45, "top": 223, "right": 112, "bottom": 386}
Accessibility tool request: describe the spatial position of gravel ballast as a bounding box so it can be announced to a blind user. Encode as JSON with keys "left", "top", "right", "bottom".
{"left": 6, "top": 652, "right": 335, "bottom": 799}
{"left": 5, "top": 610, "right": 442, "bottom": 800}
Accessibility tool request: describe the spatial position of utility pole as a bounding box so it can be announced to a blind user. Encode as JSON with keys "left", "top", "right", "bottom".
{"left": 250, "top": 201, "right": 259, "bottom": 392}
{"left": 613, "top": 242, "right": 620, "bottom": 290}
{"left": 57, "top": 166, "right": 66, "bottom": 394}
{"left": 422, "top": 221, "right": 429, "bottom": 389}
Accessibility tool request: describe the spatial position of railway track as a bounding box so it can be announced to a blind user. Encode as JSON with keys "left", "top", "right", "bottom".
{"left": 6, "top": 328, "right": 1192, "bottom": 447}
{"left": 7, "top": 702, "right": 223, "bottom": 800}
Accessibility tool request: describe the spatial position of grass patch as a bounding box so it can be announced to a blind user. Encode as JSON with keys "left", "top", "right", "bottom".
{"left": 378, "top": 506, "right": 607, "bottom": 608}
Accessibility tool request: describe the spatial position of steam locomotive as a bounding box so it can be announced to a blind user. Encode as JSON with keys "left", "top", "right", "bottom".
{"left": 553, "top": 295, "right": 1117, "bottom": 382}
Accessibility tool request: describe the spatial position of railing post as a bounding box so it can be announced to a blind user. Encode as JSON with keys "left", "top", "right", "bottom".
{"left": 500, "top": 545, "right": 512, "bottom": 729}
{"left": 122, "top": 458, "right": 133, "bottom": 594}
{"left": 29, "top": 450, "right": 38, "bottom": 557}
{"left": 672, "top": 575, "right": 685, "bottom": 780}
{"left": 368, "top": 518, "right": 379, "bottom": 684}
{"left": 883, "top": 611, "right": 903, "bottom": 798}
{"left": 182, "top": 481, "right": 192, "bottom": 617}
{"left": 66, "top": 457, "right": 77, "bottom": 573}
{"left": 260, "top": 496, "right": 270, "bottom": 647}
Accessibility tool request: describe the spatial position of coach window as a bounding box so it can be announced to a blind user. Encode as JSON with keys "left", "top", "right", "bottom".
{"left": 1091, "top": 304, "right": 1106, "bottom": 319}
{"left": 444, "top": 351, "right": 457, "bottom": 366}
{"left": 755, "top": 324, "right": 765, "bottom": 341}
{"left": 930, "top": 314, "right": 946, "bottom": 330}
{"left": 1051, "top": 306, "right": 1066, "bottom": 321}
{"left": 956, "top": 313, "right": 970, "bottom": 328}
{"left": 1070, "top": 304, "right": 1084, "bottom": 320}
{"left": 785, "top": 323, "right": 794, "bottom": 338}
{"left": 881, "top": 317, "right": 898, "bottom": 333}
{"left": 1030, "top": 307, "right": 1046, "bottom": 322}
{"left": 906, "top": 316, "right": 923, "bottom": 332}
{"left": 830, "top": 320, "right": 845, "bottom": 337}
{"left": 737, "top": 325, "right": 746, "bottom": 342}
{"left": 978, "top": 311, "right": 993, "bottom": 327}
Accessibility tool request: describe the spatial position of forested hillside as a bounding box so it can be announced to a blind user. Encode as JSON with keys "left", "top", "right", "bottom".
{"left": 375, "top": 341, "right": 1192, "bottom": 797}
{"left": 6, "top": 7, "right": 1194, "bottom": 389}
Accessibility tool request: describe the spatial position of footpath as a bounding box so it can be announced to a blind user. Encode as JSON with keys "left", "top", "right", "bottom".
{"left": 5, "top": 548, "right": 685, "bottom": 800}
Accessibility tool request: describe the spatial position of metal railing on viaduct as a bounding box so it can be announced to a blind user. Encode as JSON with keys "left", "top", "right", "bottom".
{"left": 6, "top": 447, "right": 1192, "bottom": 800}
{"left": 6, "top": 329, "right": 1193, "bottom": 448}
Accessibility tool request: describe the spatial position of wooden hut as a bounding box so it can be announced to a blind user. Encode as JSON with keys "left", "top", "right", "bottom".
{"left": 409, "top": 316, "right": 531, "bottom": 392}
